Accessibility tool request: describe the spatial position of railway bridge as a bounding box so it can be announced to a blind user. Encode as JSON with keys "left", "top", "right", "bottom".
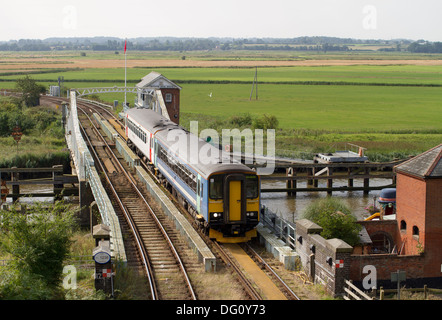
{"left": 63, "top": 89, "right": 217, "bottom": 274}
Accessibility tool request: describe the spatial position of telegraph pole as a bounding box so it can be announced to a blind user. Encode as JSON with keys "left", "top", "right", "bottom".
{"left": 249, "top": 66, "right": 258, "bottom": 100}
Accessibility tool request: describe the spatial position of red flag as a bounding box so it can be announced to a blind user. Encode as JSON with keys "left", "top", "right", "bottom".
{"left": 124, "top": 39, "right": 127, "bottom": 54}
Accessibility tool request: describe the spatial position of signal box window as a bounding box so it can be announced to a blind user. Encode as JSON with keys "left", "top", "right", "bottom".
{"left": 165, "top": 93, "right": 173, "bottom": 103}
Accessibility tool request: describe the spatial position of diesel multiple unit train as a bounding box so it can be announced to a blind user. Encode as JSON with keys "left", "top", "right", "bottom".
{"left": 125, "top": 107, "right": 260, "bottom": 243}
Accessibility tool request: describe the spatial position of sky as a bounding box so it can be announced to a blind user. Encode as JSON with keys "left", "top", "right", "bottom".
{"left": 0, "top": 0, "right": 441, "bottom": 42}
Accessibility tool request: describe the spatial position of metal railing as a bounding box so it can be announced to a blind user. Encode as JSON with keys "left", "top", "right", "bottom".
{"left": 260, "top": 205, "right": 297, "bottom": 249}
{"left": 64, "top": 92, "right": 126, "bottom": 263}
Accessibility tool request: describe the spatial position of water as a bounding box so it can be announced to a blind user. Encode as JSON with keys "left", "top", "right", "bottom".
{"left": 4, "top": 184, "right": 75, "bottom": 205}
{"left": 261, "top": 176, "right": 392, "bottom": 222}
{"left": 3, "top": 179, "right": 388, "bottom": 223}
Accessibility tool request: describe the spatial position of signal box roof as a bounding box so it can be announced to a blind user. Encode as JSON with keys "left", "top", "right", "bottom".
{"left": 395, "top": 144, "right": 442, "bottom": 179}
{"left": 136, "top": 71, "right": 181, "bottom": 90}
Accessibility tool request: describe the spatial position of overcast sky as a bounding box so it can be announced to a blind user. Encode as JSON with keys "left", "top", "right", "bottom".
{"left": 0, "top": 0, "right": 441, "bottom": 41}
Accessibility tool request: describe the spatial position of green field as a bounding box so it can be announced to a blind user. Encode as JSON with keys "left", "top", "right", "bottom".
{"left": 1, "top": 51, "right": 441, "bottom": 161}
{"left": 179, "top": 83, "right": 441, "bottom": 131}
{"left": 2, "top": 65, "right": 442, "bottom": 85}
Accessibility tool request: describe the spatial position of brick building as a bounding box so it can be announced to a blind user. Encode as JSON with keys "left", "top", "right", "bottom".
{"left": 394, "top": 144, "right": 442, "bottom": 279}
{"left": 135, "top": 72, "right": 181, "bottom": 124}
{"left": 350, "top": 144, "right": 442, "bottom": 288}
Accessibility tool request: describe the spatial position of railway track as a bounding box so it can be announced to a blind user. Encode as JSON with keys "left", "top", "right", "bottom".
{"left": 212, "top": 241, "right": 263, "bottom": 300}
{"left": 74, "top": 100, "right": 197, "bottom": 300}
{"left": 242, "top": 243, "right": 300, "bottom": 300}
{"left": 43, "top": 95, "right": 301, "bottom": 300}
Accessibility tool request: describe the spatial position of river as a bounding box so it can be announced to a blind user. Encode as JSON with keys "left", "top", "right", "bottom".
{"left": 260, "top": 176, "right": 393, "bottom": 222}
{"left": 4, "top": 178, "right": 389, "bottom": 223}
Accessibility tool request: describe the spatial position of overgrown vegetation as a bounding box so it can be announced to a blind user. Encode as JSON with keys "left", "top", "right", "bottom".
{"left": 0, "top": 94, "right": 68, "bottom": 167}
{"left": 302, "top": 197, "right": 362, "bottom": 246}
{"left": 15, "top": 75, "right": 46, "bottom": 107}
{"left": 180, "top": 111, "right": 439, "bottom": 161}
{"left": 0, "top": 97, "right": 63, "bottom": 137}
{"left": 0, "top": 201, "right": 78, "bottom": 299}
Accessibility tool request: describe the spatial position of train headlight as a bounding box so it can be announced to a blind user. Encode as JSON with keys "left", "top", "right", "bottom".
{"left": 246, "top": 211, "right": 258, "bottom": 220}
{"left": 210, "top": 212, "right": 223, "bottom": 221}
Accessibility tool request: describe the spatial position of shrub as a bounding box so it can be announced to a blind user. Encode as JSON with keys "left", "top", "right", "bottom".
{"left": 252, "top": 114, "right": 279, "bottom": 130}
{"left": 229, "top": 113, "right": 252, "bottom": 127}
{"left": 0, "top": 201, "right": 78, "bottom": 298}
{"left": 302, "top": 197, "right": 361, "bottom": 246}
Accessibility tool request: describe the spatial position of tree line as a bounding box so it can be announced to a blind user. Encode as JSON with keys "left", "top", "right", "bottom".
{"left": 407, "top": 41, "right": 442, "bottom": 53}
{"left": 1, "top": 37, "right": 440, "bottom": 53}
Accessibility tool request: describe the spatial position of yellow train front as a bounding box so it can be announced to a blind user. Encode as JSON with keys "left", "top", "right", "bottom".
{"left": 206, "top": 171, "right": 260, "bottom": 243}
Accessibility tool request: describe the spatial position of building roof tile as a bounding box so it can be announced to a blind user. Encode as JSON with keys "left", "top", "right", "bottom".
{"left": 395, "top": 144, "right": 442, "bottom": 178}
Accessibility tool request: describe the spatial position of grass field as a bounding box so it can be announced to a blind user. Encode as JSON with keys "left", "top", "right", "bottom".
{"left": 2, "top": 65, "right": 442, "bottom": 85}
{"left": 0, "top": 50, "right": 441, "bottom": 161}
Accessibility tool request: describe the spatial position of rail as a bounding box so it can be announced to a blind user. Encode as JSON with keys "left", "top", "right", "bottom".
{"left": 212, "top": 241, "right": 262, "bottom": 300}
{"left": 78, "top": 103, "right": 196, "bottom": 300}
{"left": 244, "top": 243, "right": 300, "bottom": 300}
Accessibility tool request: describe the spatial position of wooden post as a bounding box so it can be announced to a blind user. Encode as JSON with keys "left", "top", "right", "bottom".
{"left": 348, "top": 167, "right": 353, "bottom": 187}
{"left": 327, "top": 167, "right": 333, "bottom": 195}
{"left": 11, "top": 167, "right": 19, "bottom": 202}
{"left": 380, "top": 287, "right": 384, "bottom": 300}
{"left": 53, "top": 165, "right": 64, "bottom": 201}
{"left": 307, "top": 167, "right": 313, "bottom": 187}
{"left": 286, "top": 167, "right": 296, "bottom": 196}
{"left": 79, "top": 179, "right": 94, "bottom": 228}
{"left": 371, "top": 287, "right": 377, "bottom": 299}
{"left": 312, "top": 167, "right": 318, "bottom": 187}
{"left": 364, "top": 167, "right": 370, "bottom": 195}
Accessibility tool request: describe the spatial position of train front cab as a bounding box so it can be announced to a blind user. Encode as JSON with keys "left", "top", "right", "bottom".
{"left": 208, "top": 172, "right": 259, "bottom": 243}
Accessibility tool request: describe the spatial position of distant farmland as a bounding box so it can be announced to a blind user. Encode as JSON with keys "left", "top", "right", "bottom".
{"left": 0, "top": 50, "right": 441, "bottom": 160}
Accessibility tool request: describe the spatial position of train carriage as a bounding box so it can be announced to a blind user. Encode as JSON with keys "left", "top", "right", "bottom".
{"left": 125, "top": 107, "right": 260, "bottom": 243}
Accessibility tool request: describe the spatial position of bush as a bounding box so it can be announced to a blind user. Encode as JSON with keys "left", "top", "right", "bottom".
{"left": 0, "top": 151, "right": 70, "bottom": 170}
{"left": 252, "top": 114, "right": 279, "bottom": 130}
{"left": 229, "top": 113, "right": 252, "bottom": 127}
{"left": 302, "top": 197, "right": 361, "bottom": 246}
{"left": 0, "top": 201, "right": 78, "bottom": 299}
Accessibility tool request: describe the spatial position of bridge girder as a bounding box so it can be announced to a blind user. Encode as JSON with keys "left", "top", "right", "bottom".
{"left": 72, "top": 87, "right": 155, "bottom": 98}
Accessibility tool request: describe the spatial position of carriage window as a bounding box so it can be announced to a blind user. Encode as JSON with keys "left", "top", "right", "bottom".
{"left": 246, "top": 175, "right": 258, "bottom": 199}
{"left": 209, "top": 175, "right": 223, "bottom": 200}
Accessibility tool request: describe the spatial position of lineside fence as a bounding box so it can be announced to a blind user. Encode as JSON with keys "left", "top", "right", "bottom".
{"left": 64, "top": 91, "right": 126, "bottom": 263}
{"left": 260, "top": 205, "right": 296, "bottom": 249}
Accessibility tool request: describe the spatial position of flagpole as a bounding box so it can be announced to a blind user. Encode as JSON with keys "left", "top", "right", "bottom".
{"left": 124, "top": 38, "right": 127, "bottom": 108}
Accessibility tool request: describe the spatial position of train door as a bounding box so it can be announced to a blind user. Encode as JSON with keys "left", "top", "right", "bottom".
{"left": 149, "top": 133, "right": 153, "bottom": 161}
{"left": 153, "top": 140, "right": 158, "bottom": 167}
{"left": 224, "top": 174, "right": 246, "bottom": 223}
{"left": 125, "top": 116, "right": 128, "bottom": 137}
{"left": 229, "top": 180, "right": 242, "bottom": 221}
{"left": 196, "top": 174, "right": 202, "bottom": 213}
